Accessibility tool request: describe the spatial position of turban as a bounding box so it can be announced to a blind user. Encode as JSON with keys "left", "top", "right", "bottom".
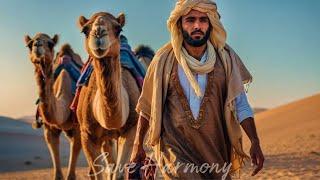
{"left": 167, "top": 0, "right": 227, "bottom": 97}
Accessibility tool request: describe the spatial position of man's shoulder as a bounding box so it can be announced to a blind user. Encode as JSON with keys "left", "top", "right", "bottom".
{"left": 222, "top": 43, "right": 253, "bottom": 83}
{"left": 223, "top": 43, "right": 235, "bottom": 56}
{"left": 144, "top": 42, "right": 175, "bottom": 78}
{"left": 222, "top": 43, "right": 242, "bottom": 63}
{"left": 155, "top": 42, "right": 173, "bottom": 59}
{"left": 149, "top": 42, "right": 174, "bottom": 66}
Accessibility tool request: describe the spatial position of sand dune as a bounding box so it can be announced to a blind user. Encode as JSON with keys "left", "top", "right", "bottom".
{"left": 0, "top": 116, "right": 87, "bottom": 175}
{"left": 0, "top": 94, "right": 319, "bottom": 179}
{"left": 241, "top": 93, "right": 320, "bottom": 179}
{"left": 16, "top": 115, "right": 35, "bottom": 124}
{"left": 253, "top": 107, "right": 268, "bottom": 114}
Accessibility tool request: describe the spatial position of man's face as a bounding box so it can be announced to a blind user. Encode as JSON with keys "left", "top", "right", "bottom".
{"left": 181, "top": 10, "right": 211, "bottom": 47}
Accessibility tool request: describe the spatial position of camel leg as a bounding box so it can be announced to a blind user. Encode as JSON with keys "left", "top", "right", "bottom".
{"left": 65, "top": 125, "right": 82, "bottom": 180}
{"left": 101, "top": 139, "right": 116, "bottom": 180}
{"left": 44, "top": 124, "right": 63, "bottom": 180}
{"left": 112, "top": 125, "right": 137, "bottom": 180}
{"left": 81, "top": 130, "right": 104, "bottom": 180}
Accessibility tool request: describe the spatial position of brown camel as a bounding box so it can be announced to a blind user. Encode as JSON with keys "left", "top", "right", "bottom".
{"left": 24, "top": 33, "right": 83, "bottom": 180}
{"left": 76, "top": 12, "right": 141, "bottom": 179}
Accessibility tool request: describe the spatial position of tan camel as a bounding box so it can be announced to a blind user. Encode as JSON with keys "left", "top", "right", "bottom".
{"left": 76, "top": 12, "right": 141, "bottom": 179}
{"left": 24, "top": 33, "right": 83, "bottom": 180}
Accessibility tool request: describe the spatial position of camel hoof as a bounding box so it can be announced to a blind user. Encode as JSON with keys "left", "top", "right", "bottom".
{"left": 32, "top": 121, "right": 42, "bottom": 129}
{"left": 66, "top": 173, "right": 76, "bottom": 180}
{"left": 54, "top": 173, "right": 64, "bottom": 180}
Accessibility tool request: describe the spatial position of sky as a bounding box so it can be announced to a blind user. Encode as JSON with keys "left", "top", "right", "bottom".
{"left": 0, "top": 0, "right": 319, "bottom": 118}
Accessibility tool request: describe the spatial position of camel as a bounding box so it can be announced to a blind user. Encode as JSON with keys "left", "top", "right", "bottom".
{"left": 134, "top": 45, "right": 155, "bottom": 70}
{"left": 24, "top": 33, "right": 83, "bottom": 180}
{"left": 76, "top": 12, "right": 141, "bottom": 179}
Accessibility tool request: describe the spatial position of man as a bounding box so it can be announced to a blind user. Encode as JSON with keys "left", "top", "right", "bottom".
{"left": 129, "top": 0, "right": 264, "bottom": 179}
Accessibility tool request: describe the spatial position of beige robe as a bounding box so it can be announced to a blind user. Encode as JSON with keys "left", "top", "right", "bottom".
{"left": 153, "top": 55, "right": 234, "bottom": 179}
{"left": 136, "top": 43, "right": 253, "bottom": 175}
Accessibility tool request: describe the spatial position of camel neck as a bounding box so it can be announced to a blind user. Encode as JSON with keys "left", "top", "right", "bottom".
{"left": 90, "top": 55, "right": 125, "bottom": 129}
{"left": 35, "top": 69, "right": 56, "bottom": 123}
{"left": 92, "top": 56, "right": 122, "bottom": 120}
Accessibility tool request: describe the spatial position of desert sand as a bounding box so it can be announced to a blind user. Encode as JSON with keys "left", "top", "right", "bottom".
{"left": 0, "top": 93, "right": 319, "bottom": 179}
{"left": 240, "top": 93, "right": 320, "bottom": 179}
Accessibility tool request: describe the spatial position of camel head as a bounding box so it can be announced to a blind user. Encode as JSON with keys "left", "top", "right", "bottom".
{"left": 24, "top": 33, "right": 59, "bottom": 78}
{"left": 78, "top": 12, "right": 125, "bottom": 59}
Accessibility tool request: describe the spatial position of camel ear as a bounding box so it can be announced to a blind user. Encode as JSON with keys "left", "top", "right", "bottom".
{"left": 78, "top": 16, "right": 88, "bottom": 30}
{"left": 24, "top": 35, "right": 32, "bottom": 45}
{"left": 52, "top": 34, "right": 59, "bottom": 45}
{"left": 24, "top": 35, "right": 33, "bottom": 49}
{"left": 117, "top": 13, "right": 125, "bottom": 28}
{"left": 48, "top": 34, "right": 58, "bottom": 49}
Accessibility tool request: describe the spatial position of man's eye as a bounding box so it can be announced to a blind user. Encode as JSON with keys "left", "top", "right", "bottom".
{"left": 186, "top": 19, "right": 195, "bottom": 23}
{"left": 200, "top": 18, "right": 209, "bottom": 23}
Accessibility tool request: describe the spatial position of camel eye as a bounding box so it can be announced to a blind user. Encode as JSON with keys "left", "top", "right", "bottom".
{"left": 82, "top": 25, "right": 91, "bottom": 37}
{"left": 27, "top": 41, "right": 33, "bottom": 50}
{"left": 48, "top": 41, "right": 55, "bottom": 49}
{"left": 32, "top": 59, "right": 40, "bottom": 65}
{"left": 114, "top": 25, "right": 122, "bottom": 37}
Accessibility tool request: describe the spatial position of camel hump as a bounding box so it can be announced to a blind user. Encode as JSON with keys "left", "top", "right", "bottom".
{"left": 57, "top": 43, "right": 84, "bottom": 68}
{"left": 72, "top": 54, "right": 84, "bottom": 67}
{"left": 134, "top": 45, "right": 155, "bottom": 59}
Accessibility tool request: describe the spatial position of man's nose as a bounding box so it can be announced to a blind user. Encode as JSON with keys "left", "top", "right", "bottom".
{"left": 193, "top": 20, "right": 201, "bottom": 30}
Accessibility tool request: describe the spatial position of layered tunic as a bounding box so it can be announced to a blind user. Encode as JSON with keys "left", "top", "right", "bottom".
{"left": 155, "top": 54, "right": 231, "bottom": 179}
{"left": 136, "top": 43, "right": 253, "bottom": 176}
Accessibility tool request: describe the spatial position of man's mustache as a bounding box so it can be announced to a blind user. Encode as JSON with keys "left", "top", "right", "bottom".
{"left": 191, "top": 30, "right": 204, "bottom": 35}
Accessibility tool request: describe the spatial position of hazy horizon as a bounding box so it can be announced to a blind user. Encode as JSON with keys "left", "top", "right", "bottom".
{"left": 0, "top": 0, "right": 319, "bottom": 118}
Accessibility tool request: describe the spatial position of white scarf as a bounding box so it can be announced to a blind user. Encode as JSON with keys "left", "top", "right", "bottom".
{"left": 180, "top": 41, "right": 217, "bottom": 97}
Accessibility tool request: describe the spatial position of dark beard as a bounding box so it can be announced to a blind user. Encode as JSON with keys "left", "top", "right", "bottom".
{"left": 182, "top": 28, "right": 211, "bottom": 47}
